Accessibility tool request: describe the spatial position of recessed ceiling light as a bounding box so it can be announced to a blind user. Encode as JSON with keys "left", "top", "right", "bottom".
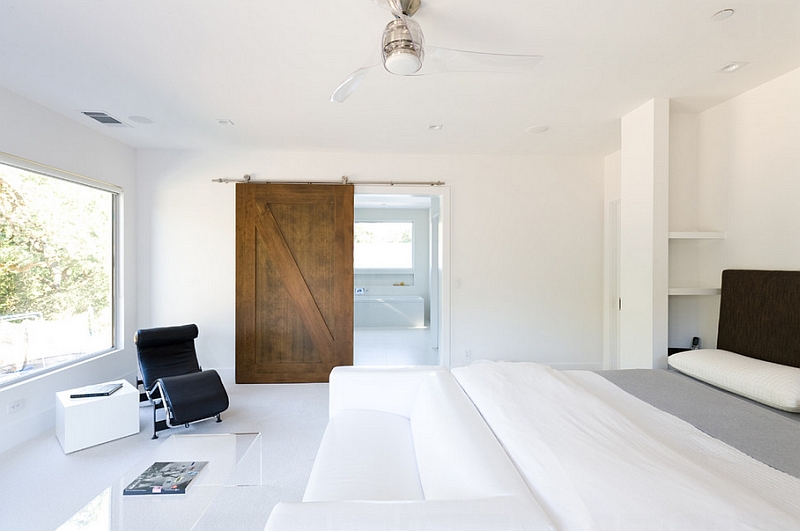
{"left": 128, "top": 115, "right": 153, "bottom": 124}
{"left": 217, "top": 119, "right": 234, "bottom": 126}
{"left": 718, "top": 61, "right": 748, "bottom": 73}
{"left": 711, "top": 9, "right": 735, "bottom": 21}
{"left": 525, "top": 125, "right": 550, "bottom": 134}
{"left": 428, "top": 124, "right": 443, "bottom": 131}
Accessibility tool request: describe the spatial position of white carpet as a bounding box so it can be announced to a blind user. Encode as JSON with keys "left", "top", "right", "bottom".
{"left": 0, "top": 370, "right": 328, "bottom": 531}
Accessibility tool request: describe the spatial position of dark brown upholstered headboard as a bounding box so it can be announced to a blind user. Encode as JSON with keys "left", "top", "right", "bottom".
{"left": 717, "top": 270, "right": 800, "bottom": 368}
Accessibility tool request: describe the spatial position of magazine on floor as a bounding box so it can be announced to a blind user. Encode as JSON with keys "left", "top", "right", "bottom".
{"left": 123, "top": 461, "right": 208, "bottom": 495}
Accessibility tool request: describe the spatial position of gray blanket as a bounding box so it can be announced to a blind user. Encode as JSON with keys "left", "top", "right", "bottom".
{"left": 598, "top": 368, "right": 800, "bottom": 479}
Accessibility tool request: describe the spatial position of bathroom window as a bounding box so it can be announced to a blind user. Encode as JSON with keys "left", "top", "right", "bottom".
{"left": 354, "top": 221, "right": 413, "bottom": 270}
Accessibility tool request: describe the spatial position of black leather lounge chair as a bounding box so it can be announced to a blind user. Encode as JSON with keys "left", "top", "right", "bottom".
{"left": 134, "top": 324, "right": 229, "bottom": 439}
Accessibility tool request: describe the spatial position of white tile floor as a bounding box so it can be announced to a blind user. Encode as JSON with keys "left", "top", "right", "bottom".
{"left": 353, "top": 327, "right": 440, "bottom": 366}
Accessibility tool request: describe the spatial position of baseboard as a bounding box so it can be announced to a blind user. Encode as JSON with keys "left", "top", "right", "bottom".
{"left": 0, "top": 405, "right": 54, "bottom": 455}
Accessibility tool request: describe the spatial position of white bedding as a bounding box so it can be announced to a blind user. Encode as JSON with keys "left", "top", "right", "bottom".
{"left": 452, "top": 361, "right": 800, "bottom": 531}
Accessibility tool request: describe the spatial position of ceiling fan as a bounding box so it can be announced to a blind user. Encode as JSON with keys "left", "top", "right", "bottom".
{"left": 330, "top": 0, "right": 542, "bottom": 103}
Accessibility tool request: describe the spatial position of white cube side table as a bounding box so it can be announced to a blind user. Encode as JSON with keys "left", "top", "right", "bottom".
{"left": 56, "top": 379, "right": 140, "bottom": 453}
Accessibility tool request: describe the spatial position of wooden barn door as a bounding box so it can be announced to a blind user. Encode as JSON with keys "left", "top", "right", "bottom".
{"left": 235, "top": 183, "right": 353, "bottom": 383}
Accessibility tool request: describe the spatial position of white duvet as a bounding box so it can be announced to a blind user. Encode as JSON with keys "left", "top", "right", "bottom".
{"left": 452, "top": 361, "right": 800, "bottom": 531}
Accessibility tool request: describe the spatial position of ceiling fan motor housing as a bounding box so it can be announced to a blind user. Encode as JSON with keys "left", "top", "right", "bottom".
{"left": 384, "top": 0, "right": 421, "bottom": 16}
{"left": 382, "top": 17, "right": 424, "bottom": 75}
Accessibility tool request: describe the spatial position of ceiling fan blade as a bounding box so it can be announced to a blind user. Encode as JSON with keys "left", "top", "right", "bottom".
{"left": 330, "top": 63, "right": 379, "bottom": 103}
{"left": 416, "top": 46, "right": 542, "bottom": 76}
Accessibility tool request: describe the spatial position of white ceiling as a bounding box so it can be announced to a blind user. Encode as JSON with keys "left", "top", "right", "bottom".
{"left": 1, "top": 1, "right": 799, "bottom": 158}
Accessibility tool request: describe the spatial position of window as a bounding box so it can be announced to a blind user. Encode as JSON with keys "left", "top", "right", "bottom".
{"left": 354, "top": 221, "right": 413, "bottom": 270}
{"left": 0, "top": 159, "right": 117, "bottom": 386}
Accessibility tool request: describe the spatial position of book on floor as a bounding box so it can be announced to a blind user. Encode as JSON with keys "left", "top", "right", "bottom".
{"left": 123, "top": 461, "right": 208, "bottom": 495}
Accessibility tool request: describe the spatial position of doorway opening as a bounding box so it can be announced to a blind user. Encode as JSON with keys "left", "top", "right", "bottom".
{"left": 352, "top": 186, "right": 449, "bottom": 366}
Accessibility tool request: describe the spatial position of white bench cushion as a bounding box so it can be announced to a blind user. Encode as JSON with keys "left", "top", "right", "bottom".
{"left": 410, "top": 370, "right": 533, "bottom": 500}
{"left": 302, "top": 409, "right": 424, "bottom": 502}
{"left": 329, "top": 366, "right": 447, "bottom": 418}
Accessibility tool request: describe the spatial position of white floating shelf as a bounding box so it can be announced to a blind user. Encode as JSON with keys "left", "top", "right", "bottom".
{"left": 668, "top": 231, "right": 725, "bottom": 239}
{"left": 668, "top": 287, "right": 722, "bottom": 296}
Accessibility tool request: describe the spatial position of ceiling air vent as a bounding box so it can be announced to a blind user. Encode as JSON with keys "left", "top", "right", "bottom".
{"left": 82, "top": 111, "right": 128, "bottom": 126}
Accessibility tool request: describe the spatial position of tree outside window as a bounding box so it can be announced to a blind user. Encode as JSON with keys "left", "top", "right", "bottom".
{"left": 0, "top": 162, "right": 115, "bottom": 384}
{"left": 354, "top": 221, "right": 413, "bottom": 270}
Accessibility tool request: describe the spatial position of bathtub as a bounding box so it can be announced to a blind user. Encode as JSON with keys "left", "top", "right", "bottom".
{"left": 353, "top": 295, "right": 425, "bottom": 328}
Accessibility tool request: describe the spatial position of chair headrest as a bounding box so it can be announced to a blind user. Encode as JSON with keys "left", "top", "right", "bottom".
{"left": 135, "top": 324, "right": 199, "bottom": 349}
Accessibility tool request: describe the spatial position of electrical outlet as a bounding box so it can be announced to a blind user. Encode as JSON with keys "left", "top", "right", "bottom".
{"left": 7, "top": 398, "right": 23, "bottom": 414}
{"left": 464, "top": 349, "right": 472, "bottom": 360}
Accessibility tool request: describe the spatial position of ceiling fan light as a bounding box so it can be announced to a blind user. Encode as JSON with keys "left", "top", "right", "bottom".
{"left": 385, "top": 49, "right": 422, "bottom": 75}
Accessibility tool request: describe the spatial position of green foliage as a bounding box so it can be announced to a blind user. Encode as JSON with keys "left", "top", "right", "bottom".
{"left": 0, "top": 167, "right": 112, "bottom": 320}
{"left": 354, "top": 222, "right": 412, "bottom": 244}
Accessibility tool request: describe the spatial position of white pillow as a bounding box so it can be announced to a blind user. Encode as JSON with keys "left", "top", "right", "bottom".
{"left": 668, "top": 349, "right": 800, "bottom": 413}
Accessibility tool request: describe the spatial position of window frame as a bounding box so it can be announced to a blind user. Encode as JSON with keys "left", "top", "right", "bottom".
{"left": 0, "top": 152, "right": 121, "bottom": 388}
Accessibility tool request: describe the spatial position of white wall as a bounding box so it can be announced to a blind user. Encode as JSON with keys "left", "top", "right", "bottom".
{"left": 603, "top": 150, "right": 621, "bottom": 368}
{"left": 693, "top": 67, "right": 800, "bottom": 345}
{"left": 610, "top": 69, "right": 800, "bottom": 359}
{"left": 137, "top": 150, "right": 605, "bottom": 371}
{"left": 0, "top": 87, "right": 137, "bottom": 453}
{"left": 619, "top": 99, "right": 670, "bottom": 369}
{"left": 698, "top": 66, "right": 800, "bottom": 269}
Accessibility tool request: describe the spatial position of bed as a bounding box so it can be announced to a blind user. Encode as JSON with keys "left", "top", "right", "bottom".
{"left": 266, "top": 269, "right": 800, "bottom": 530}
{"left": 453, "top": 269, "right": 800, "bottom": 530}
